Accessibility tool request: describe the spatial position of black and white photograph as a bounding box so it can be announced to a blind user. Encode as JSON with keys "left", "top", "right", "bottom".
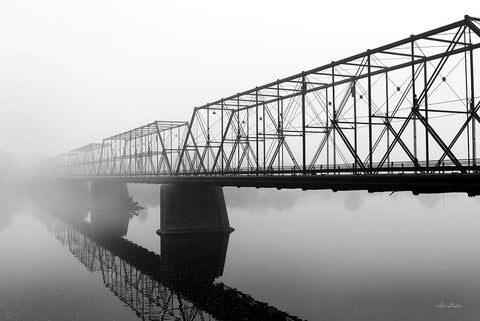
{"left": 1, "top": 1, "right": 480, "bottom": 320}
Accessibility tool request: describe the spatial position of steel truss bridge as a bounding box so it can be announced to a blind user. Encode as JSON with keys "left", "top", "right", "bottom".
{"left": 44, "top": 16, "right": 480, "bottom": 194}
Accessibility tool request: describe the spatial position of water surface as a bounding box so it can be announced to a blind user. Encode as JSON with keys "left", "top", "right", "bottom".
{"left": 1, "top": 186, "right": 479, "bottom": 320}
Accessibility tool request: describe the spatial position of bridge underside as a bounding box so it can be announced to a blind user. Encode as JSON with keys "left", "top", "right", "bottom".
{"left": 50, "top": 173, "right": 480, "bottom": 196}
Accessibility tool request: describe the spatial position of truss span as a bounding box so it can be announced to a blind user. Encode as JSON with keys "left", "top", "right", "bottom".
{"left": 42, "top": 16, "right": 480, "bottom": 192}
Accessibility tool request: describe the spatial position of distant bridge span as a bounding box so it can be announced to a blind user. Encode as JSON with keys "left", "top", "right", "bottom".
{"left": 44, "top": 16, "right": 480, "bottom": 195}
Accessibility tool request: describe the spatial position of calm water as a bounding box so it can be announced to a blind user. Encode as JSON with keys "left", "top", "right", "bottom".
{"left": 1, "top": 184, "right": 480, "bottom": 320}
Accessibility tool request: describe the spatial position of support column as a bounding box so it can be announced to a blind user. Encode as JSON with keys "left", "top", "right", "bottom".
{"left": 90, "top": 181, "right": 129, "bottom": 210}
{"left": 157, "top": 184, "right": 234, "bottom": 235}
{"left": 59, "top": 180, "right": 90, "bottom": 204}
{"left": 40, "top": 180, "right": 90, "bottom": 224}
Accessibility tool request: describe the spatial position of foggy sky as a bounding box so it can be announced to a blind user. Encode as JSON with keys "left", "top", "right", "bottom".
{"left": 0, "top": 0, "right": 477, "bottom": 165}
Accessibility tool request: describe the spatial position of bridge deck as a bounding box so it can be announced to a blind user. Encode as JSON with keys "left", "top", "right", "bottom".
{"left": 51, "top": 173, "right": 480, "bottom": 195}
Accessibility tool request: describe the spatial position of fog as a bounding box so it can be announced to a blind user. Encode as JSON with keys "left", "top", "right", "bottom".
{"left": 2, "top": 4, "right": 480, "bottom": 319}
{"left": 1, "top": 0, "right": 478, "bottom": 166}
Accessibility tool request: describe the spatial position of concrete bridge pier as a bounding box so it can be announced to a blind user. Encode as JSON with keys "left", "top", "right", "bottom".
{"left": 41, "top": 180, "right": 90, "bottom": 224}
{"left": 157, "top": 184, "right": 233, "bottom": 235}
{"left": 89, "top": 181, "right": 130, "bottom": 210}
{"left": 88, "top": 181, "right": 131, "bottom": 240}
{"left": 56, "top": 180, "right": 90, "bottom": 205}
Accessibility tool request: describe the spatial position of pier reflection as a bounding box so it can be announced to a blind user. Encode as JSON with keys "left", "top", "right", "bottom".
{"left": 40, "top": 187, "right": 302, "bottom": 321}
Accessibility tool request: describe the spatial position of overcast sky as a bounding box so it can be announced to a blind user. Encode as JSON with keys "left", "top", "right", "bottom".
{"left": 0, "top": 0, "right": 477, "bottom": 164}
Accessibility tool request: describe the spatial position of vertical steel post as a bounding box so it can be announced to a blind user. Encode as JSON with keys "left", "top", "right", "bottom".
{"left": 221, "top": 101, "right": 224, "bottom": 173}
{"left": 353, "top": 81, "right": 358, "bottom": 166}
{"left": 134, "top": 134, "right": 137, "bottom": 174}
{"left": 424, "top": 61, "right": 429, "bottom": 168}
{"left": 326, "top": 88, "right": 329, "bottom": 170}
{"left": 106, "top": 140, "right": 110, "bottom": 175}
{"left": 141, "top": 126, "right": 144, "bottom": 175}
{"left": 385, "top": 73, "right": 390, "bottom": 165}
{"left": 331, "top": 66, "right": 336, "bottom": 173}
{"left": 128, "top": 133, "right": 132, "bottom": 175}
{"left": 247, "top": 98, "right": 250, "bottom": 169}
{"left": 411, "top": 38, "right": 418, "bottom": 168}
{"left": 237, "top": 96, "right": 240, "bottom": 170}
{"left": 207, "top": 105, "right": 210, "bottom": 170}
{"left": 302, "top": 75, "right": 306, "bottom": 174}
{"left": 116, "top": 139, "right": 119, "bottom": 175}
{"left": 175, "top": 109, "right": 196, "bottom": 174}
{"left": 470, "top": 43, "right": 476, "bottom": 166}
{"left": 176, "top": 126, "right": 179, "bottom": 172}
{"left": 281, "top": 96, "right": 284, "bottom": 172}
{"left": 255, "top": 90, "right": 259, "bottom": 172}
{"left": 170, "top": 126, "right": 173, "bottom": 173}
{"left": 464, "top": 32, "right": 471, "bottom": 168}
{"left": 277, "top": 83, "right": 281, "bottom": 172}
{"left": 367, "top": 52, "right": 373, "bottom": 171}
{"left": 263, "top": 102, "right": 266, "bottom": 171}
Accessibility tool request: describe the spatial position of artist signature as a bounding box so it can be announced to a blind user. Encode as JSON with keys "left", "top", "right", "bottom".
{"left": 436, "top": 302, "right": 463, "bottom": 309}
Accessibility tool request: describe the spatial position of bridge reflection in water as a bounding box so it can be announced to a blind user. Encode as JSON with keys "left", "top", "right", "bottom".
{"left": 40, "top": 187, "right": 302, "bottom": 321}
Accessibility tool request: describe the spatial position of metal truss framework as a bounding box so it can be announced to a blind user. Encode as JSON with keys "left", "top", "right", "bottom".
{"left": 47, "top": 16, "right": 480, "bottom": 177}
{"left": 47, "top": 121, "right": 191, "bottom": 176}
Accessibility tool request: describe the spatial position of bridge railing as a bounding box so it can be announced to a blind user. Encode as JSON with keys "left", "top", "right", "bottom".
{"left": 43, "top": 157, "right": 480, "bottom": 177}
